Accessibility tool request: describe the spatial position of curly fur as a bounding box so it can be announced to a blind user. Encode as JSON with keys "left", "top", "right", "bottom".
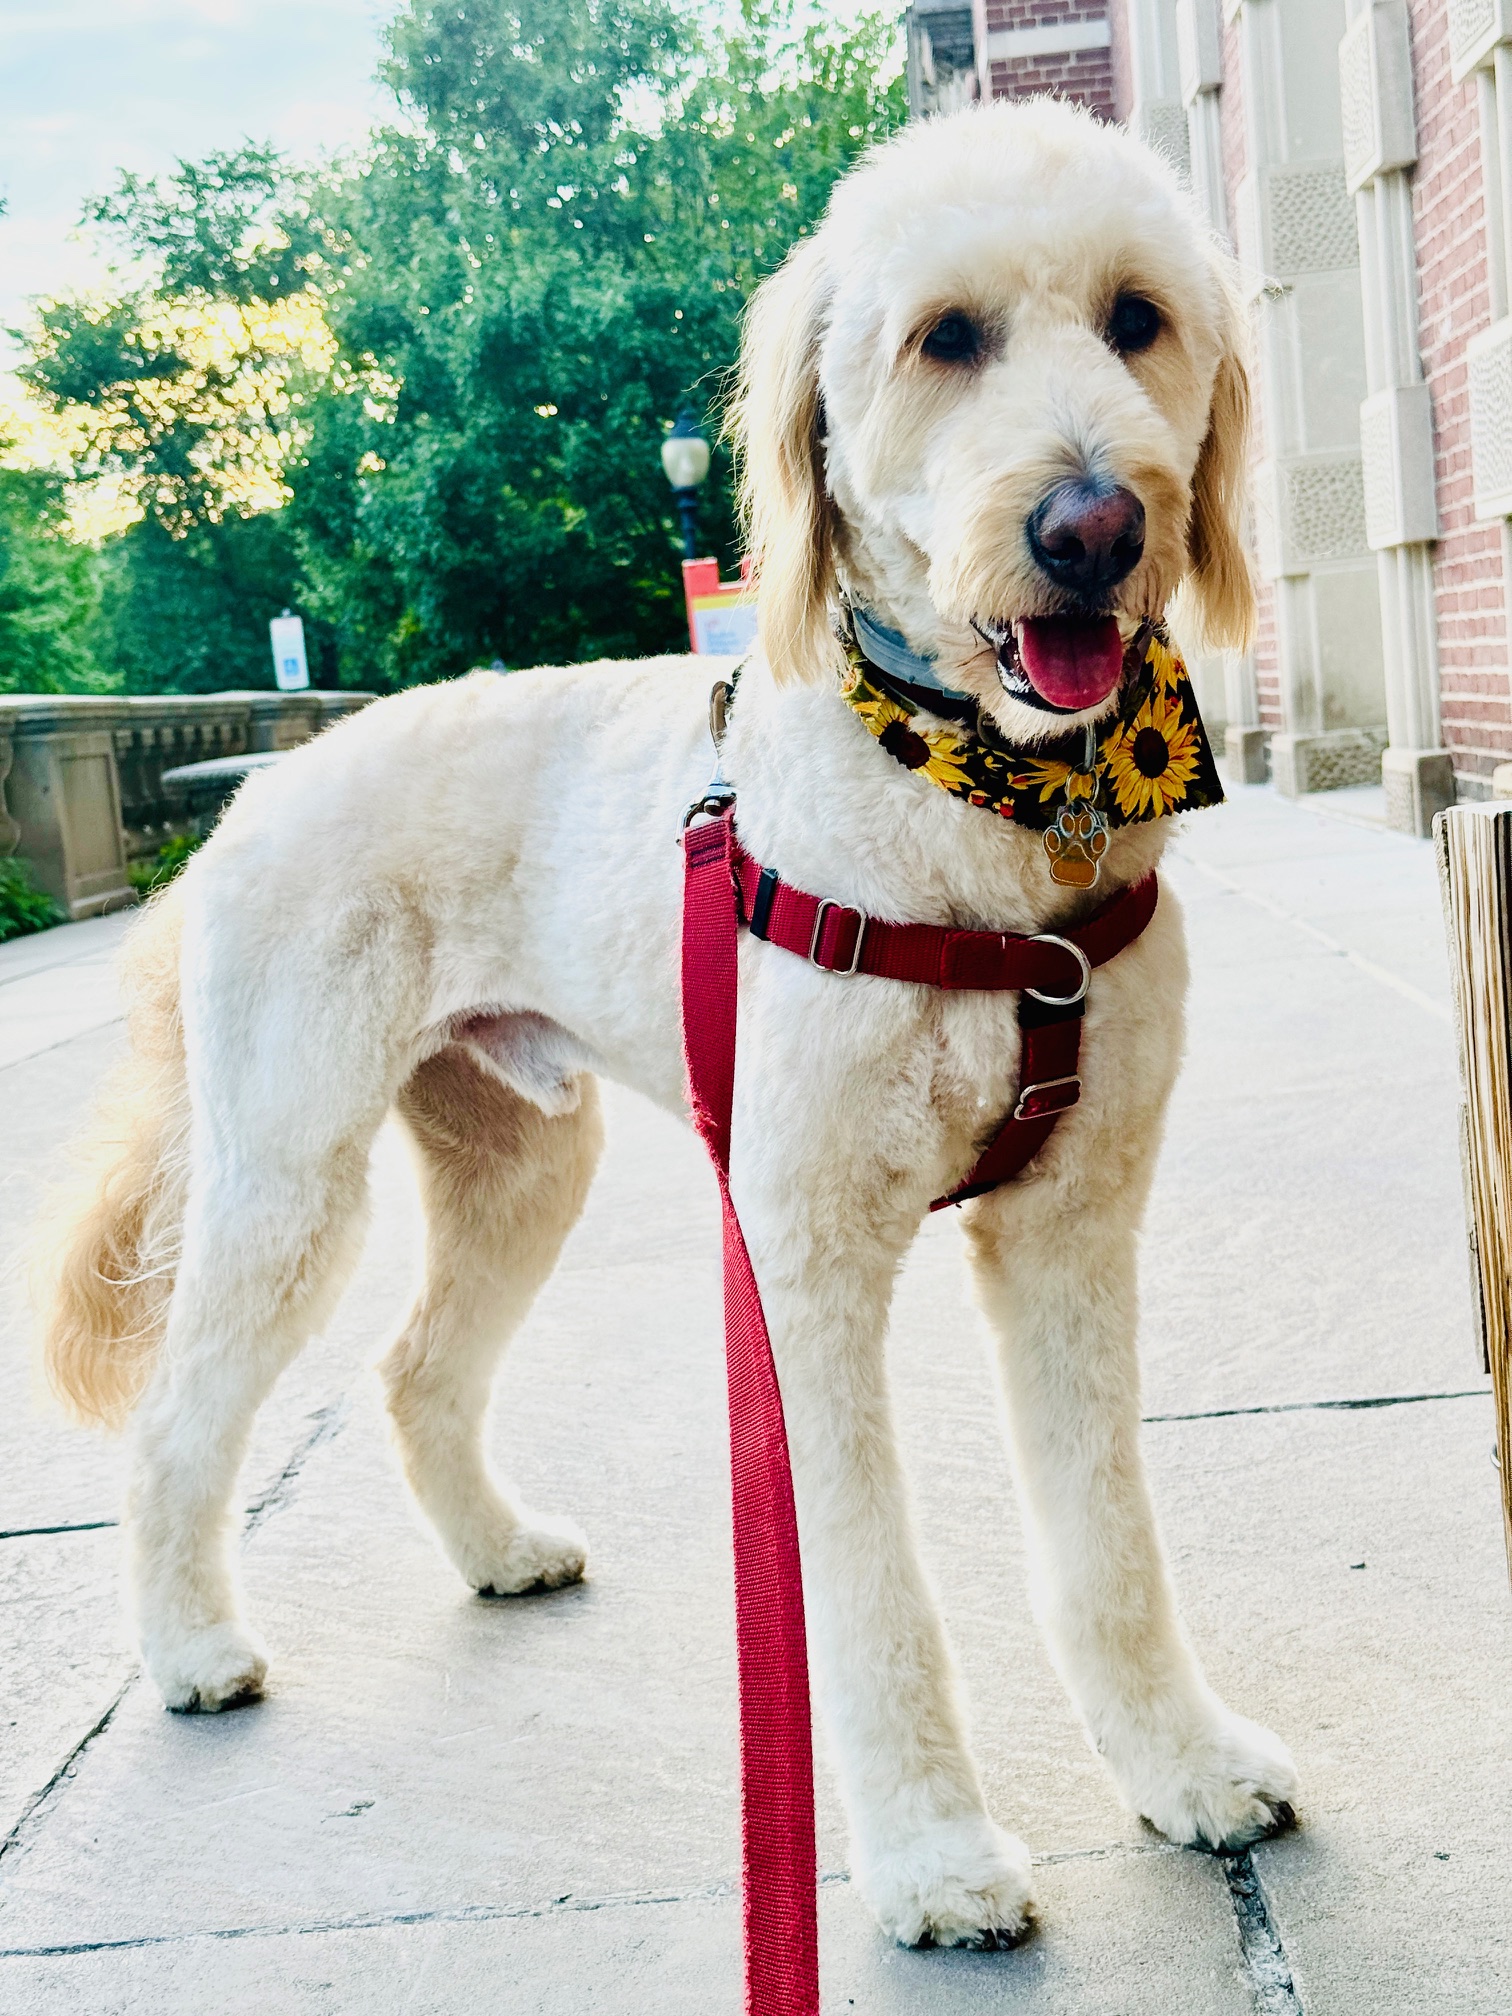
{"left": 28, "top": 99, "right": 1295, "bottom": 1941}
{"left": 35, "top": 887, "right": 189, "bottom": 1428}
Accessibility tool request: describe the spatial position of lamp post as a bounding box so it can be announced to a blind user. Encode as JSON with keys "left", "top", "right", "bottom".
{"left": 660, "top": 407, "right": 711, "bottom": 562}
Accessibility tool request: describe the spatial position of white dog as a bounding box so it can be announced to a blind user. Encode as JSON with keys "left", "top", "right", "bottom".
{"left": 37, "top": 99, "right": 1297, "bottom": 1950}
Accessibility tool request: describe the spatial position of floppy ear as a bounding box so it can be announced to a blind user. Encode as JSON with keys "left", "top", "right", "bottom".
{"left": 731, "top": 236, "right": 844, "bottom": 686}
{"left": 1184, "top": 274, "right": 1256, "bottom": 652}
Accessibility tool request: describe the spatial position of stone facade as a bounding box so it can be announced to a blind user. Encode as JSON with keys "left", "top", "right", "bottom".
{"left": 903, "top": 0, "right": 1512, "bottom": 831}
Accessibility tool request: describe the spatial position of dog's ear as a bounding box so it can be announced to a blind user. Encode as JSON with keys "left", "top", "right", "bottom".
{"left": 732, "top": 236, "right": 844, "bottom": 686}
{"left": 1184, "top": 274, "right": 1256, "bottom": 652}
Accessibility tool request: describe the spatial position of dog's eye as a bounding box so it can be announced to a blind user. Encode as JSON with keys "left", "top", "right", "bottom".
{"left": 1107, "top": 294, "right": 1161, "bottom": 354}
{"left": 921, "top": 312, "right": 982, "bottom": 364}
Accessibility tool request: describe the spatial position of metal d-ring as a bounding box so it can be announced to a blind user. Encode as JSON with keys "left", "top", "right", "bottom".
{"left": 1024, "top": 933, "right": 1091, "bottom": 1006}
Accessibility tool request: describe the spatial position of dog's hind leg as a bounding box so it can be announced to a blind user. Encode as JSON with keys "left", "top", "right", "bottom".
{"left": 379, "top": 1045, "right": 603, "bottom": 1595}
{"left": 129, "top": 1080, "right": 384, "bottom": 1712}
{"left": 127, "top": 885, "right": 429, "bottom": 1712}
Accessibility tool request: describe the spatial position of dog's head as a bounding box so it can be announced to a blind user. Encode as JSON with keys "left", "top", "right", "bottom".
{"left": 732, "top": 98, "right": 1252, "bottom": 741}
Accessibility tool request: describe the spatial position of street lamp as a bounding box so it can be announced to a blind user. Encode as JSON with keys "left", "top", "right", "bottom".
{"left": 661, "top": 407, "right": 711, "bottom": 561}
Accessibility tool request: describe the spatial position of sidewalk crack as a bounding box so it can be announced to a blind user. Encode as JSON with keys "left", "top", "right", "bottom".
{"left": 1171, "top": 849, "right": 1449, "bottom": 1026}
{"left": 242, "top": 1399, "right": 349, "bottom": 1535}
{"left": 0, "top": 1520, "right": 119, "bottom": 1542}
{"left": 0, "top": 1398, "right": 349, "bottom": 1871}
{"left": 1222, "top": 1849, "right": 1302, "bottom": 2014}
{"left": 0, "top": 1681, "right": 134, "bottom": 1871}
{"left": 1143, "top": 1388, "right": 1488, "bottom": 1425}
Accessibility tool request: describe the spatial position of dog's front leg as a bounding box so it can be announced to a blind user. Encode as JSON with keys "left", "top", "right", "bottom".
{"left": 738, "top": 1168, "right": 1035, "bottom": 1949}
{"left": 965, "top": 1177, "right": 1297, "bottom": 1851}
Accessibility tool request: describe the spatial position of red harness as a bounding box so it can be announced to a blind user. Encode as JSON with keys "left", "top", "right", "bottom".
{"left": 680, "top": 803, "right": 1158, "bottom": 2015}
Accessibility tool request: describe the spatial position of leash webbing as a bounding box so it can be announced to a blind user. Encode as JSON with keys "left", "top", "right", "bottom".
{"left": 680, "top": 802, "right": 1159, "bottom": 2008}
{"left": 682, "top": 808, "right": 820, "bottom": 2016}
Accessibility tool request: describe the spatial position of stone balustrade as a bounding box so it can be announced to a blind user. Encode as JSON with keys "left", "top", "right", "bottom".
{"left": 0, "top": 690, "right": 373, "bottom": 919}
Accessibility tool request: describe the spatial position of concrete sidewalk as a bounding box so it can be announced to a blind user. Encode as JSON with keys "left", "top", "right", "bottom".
{"left": 0, "top": 784, "right": 1508, "bottom": 2014}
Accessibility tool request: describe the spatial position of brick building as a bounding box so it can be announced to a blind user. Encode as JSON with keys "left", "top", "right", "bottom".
{"left": 904, "top": 1, "right": 1512, "bottom": 834}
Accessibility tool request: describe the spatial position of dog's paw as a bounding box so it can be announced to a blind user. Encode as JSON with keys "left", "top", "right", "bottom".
{"left": 469, "top": 1511, "right": 588, "bottom": 1596}
{"left": 149, "top": 1621, "right": 269, "bottom": 1714}
{"left": 855, "top": 1815, "right": 1036, "bottom": 1950}
{"left": 1129, "top": 1709, "right": 1298, "bottom": 1851}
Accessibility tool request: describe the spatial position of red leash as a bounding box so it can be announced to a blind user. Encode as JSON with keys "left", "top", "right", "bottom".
{"left": 683, "top": 809, "right": 819, "bottom": 2016}
{"left": 680, "top": 804, "right": 1157, "bottom": 2013}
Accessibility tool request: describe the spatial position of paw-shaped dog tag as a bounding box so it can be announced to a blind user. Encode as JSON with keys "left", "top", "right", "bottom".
{"left": 1043, "top": 804, "right": 1109, "bottom": 889}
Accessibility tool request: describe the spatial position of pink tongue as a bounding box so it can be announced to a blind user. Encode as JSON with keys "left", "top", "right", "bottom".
{"left": 1016, "top": 615, "right": 1126, "bottom": 710}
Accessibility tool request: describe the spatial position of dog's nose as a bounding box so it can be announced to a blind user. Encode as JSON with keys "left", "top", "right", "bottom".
{"left": 1027, "top": 481, "right": 1146, "bottom": 599}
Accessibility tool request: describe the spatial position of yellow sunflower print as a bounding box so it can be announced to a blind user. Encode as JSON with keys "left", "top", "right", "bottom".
{"left": 1009, "top": 757, "right": 1100, "bottom": 803}
{"left": 1146, "top": 634, "right": 1183, "bottom": 695}
{"left": 1103, "top": 684, "right": 1201, "bottom": 817}
{"left": 845, "top": 678, "right": 976, "bottom": 792}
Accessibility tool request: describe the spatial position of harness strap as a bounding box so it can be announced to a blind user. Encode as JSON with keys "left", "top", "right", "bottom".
{"left": 731, "top": 840, "right": 1157, "bottom": 996}
{"left": 682, "top": 810, "right": 819, "bottom": 2016}
{"left": 729, "top": 837, "right": 1158, "bottom": 1208}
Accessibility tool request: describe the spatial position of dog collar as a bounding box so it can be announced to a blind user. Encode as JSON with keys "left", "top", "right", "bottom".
{"left": 842, "top": 627, "right": 1224, "bottom": 889}
{"left": 850, "top": 606, "right": 976, "bottom": 706}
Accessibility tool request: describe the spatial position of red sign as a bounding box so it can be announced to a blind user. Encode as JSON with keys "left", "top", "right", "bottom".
{"left": 683, "top": 557, "right": 758, "bottom": 655}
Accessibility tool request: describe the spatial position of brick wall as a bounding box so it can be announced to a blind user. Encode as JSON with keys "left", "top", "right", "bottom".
{"left": 978, "top": 0, "right": 1115, "bottom": 120}
{"left": 1409, "top": 1, "right": 1512, "bottom": 782}
{"left": 980, "top": 2, "right": 1107, "bottom": 27}
{"left": 985, "top": 49, "right": 1115, "bottom": 112}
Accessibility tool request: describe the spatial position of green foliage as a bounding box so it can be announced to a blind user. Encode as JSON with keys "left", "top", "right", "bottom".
{"left": 94, "top": 512, "right": 329, "bottom": 695}
{"left": 0, "top": 457, "right": 108, "bottom": 695}
{"left": 84, "top": 145, "right": 326, "bottom": 306}
{"left": 127, "top": 830, "right": 202, "bottom": 895}
{"left": 14, "top": 0, "right": 905, "bottom": 692}
{"left": 0, "top": 856, "right": 65, "bottom": 942}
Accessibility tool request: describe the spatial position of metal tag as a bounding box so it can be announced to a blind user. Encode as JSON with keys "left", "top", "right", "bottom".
{"left": 1043, "top": 803, "right": 1109, "bottom": 887}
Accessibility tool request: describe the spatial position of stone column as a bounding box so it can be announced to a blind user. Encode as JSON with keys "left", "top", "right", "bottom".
{"left": 1340, "top": 0, "right": 1453, "bottom": 835}
{"left": 0, "top": 727, "right": 19, "bottom": 860}
{"left": 1179, "top": 0, "right": 1268, "bottom": 781}
{"left": 1232, "top": 0, "right": 1391, "bottom": 799}
{"left": 1121, "top": 0, "right": 1193, "bottom": 171}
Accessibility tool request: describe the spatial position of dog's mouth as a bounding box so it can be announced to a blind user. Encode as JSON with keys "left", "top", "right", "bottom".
{"left": 978, "top": 615, "right": 1126, "bottom": 715}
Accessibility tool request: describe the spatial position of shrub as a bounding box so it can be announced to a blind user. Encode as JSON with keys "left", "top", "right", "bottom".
{"left": 0, "top": 856, "right": 65, "bottom": 942}
{"left": 127, "top": 831, "right": 202, "bottom": 896}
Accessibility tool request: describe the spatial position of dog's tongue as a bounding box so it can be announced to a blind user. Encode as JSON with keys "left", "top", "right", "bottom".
{"left": 1016, "top": 615, "right": 1125, "bottom": 711}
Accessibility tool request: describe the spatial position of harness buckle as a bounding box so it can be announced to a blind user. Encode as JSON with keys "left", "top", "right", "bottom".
{"left": 1012, "top": 1074, "right": 1081, "bottom": 1122}
{"left": 809, "top": 900, "right": 868, "bottom": 975}
{"left": 1023, "top": 933, "right": 1091, "bottom": 1006}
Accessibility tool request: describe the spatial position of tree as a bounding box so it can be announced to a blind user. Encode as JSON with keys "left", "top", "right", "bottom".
{"left": 17, "top": 149, "right": 344, "bottom": 691}
{"left": 14, "top": 2, "right": 905, "bottom": 692}
{"left": 0, "top": 455, "right": 105, "bottom": 694}
{"left": 290, "top": 0, "right": 905, "bottom": 685}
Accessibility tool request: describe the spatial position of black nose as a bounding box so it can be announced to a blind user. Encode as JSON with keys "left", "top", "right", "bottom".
{"left": 1027, "top": 480, "right": 1146, "bottom": 599}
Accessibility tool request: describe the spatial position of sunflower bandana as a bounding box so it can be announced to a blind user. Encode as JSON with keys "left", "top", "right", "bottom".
{"left": 841, "top": 628, "right": 1224, "bottom": 889}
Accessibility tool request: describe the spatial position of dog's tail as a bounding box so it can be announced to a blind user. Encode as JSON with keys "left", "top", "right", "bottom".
{"left": 35, "top": 885, "right": 191, "bottom": 1428}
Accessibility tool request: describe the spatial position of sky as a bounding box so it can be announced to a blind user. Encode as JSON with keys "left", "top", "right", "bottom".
{"left": 0, "top": 0, "right": 888, "bottom": 385}
{"left": 0, "top": 0, "right": 393, "bottom": 365}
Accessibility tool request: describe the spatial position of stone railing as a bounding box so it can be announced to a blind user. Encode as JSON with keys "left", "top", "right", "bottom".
{"left": 0, "top": 690, "right": 373, "bottom": 919}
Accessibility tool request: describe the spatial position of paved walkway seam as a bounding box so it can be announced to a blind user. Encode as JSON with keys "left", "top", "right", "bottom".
{"left": 0, "top": 1678, "right": 135, "bottom": 1871}
{"left": 1172, "top": 849, "right": 1450, "bottom": 1025}
{"left": 1143, "top": 1388, "right": 1489, "bottom": 1424}
{"left": 0, "top": 1519, "right": 119, "bottom": 1541}
{"left": 0, "top": 1846, "right": 1193, "bottom": 1962}
{"left": 242, "top": 1400, "right": 349, "bottom": 1534}
{"left": 0, "top": 1396, "right": 352, "bottom": 1874}
{"left": 1221, "top": 1850, "right": 1303, "bottom": 2013}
